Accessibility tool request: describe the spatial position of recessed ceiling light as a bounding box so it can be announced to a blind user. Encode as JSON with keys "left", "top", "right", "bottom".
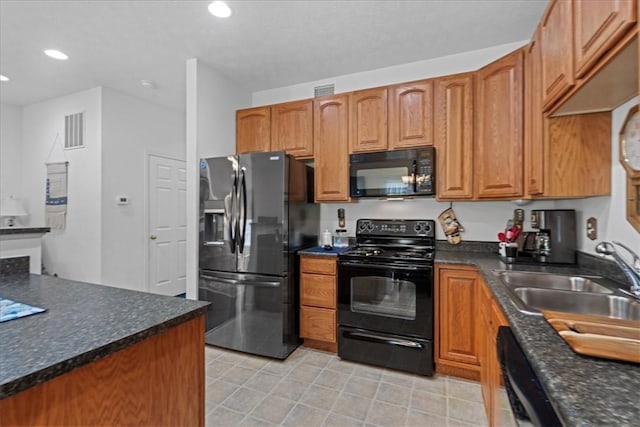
{"left": 44, "top": 49, "right": 69, "bottom": 60}
{"left": 140, "top": 79, "right": 157, "bottom": 89}
{"left": 208, "top": 1, "right": 232, "bottom": 18}
{"left": 0, "top": 75, "right": 9, "bottom": 82}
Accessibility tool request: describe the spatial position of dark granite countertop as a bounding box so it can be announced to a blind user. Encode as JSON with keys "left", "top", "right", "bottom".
{"left": 0, "top": 274, "right": 209, "bottom": 399}
{"left": 436, "top": 250, "right": 640, "bottom": 427}
{"left": 298, "top": 246, "right": 351, "bottom": 257}
{"left": 0, "top": 227, "right": 50, "bottom": 235}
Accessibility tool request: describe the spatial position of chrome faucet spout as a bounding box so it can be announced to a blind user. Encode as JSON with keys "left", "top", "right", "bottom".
{"left": 595, "top": 241, "right": 640, "bottom": 298}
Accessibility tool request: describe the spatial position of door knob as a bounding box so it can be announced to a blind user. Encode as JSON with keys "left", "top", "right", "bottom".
{"left": 150, "top": 235, "right": 157, "bottom": 240}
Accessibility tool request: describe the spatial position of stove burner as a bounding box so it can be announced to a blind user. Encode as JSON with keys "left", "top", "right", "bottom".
{"left": 349, "top": 247, "right": 383, "bottom": 257}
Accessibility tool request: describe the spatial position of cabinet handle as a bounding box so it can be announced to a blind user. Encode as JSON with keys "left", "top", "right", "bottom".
{"left": 150, "top": 235, "right": 157, "bottom": 240}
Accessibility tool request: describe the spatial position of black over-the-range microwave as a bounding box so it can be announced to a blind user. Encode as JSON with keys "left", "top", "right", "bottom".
{"left": 350, "top": 147, "right": 435, "bottom": 198}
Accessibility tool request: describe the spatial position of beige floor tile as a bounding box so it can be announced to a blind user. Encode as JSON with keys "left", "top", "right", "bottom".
{"left": 222, "top": 387, "right": 267, "bottom": 413}
{"left": 303, "top": 350, "right": 333, "bottom": 368}
{"left": 271, "top": 377, "right": 310, "bottom": 401}
{"left": 240, "top": 355, "right": 271, "bottom": 370}
{"left": 406, "top": 408, "right": 448, "bottom": 427}
{"left": 220, "top": 366, "right": 259, "bottom": 386}
{"left": 447, "top": 378, "right": 483, "bottom": 403}
{"left": 380, "top": 369, "right": 416, "bottom": 389}
{"left": 331, "top": 392, "right": 371, "bottom": 420}
{"left": 238, "top": 416, "right": 276, "bottom": 427}
{"left": 282, "top": 403, "right": 329, "bottom": 427}
{"left": 204, "top": 345, "right": 224, "bottom": 359}
{"left": 353, "top": 364, "right": 384, "bottom": 381}
{"left": 288, "top": 363, "right": 323, "bottom": 383}
{"left": 410, "top": 388, "right": 447, "bottom": 417}
{"left": 262, "top": 360, "right": 295, "bottom": 376}
{"left": 205, "top": 406, "right": 245, "bottom": 427}
{"left": 250, "top": 395, "right": 295, "bottom": 425}
{"left": 300, "top": 383, "right": 340, "bottom": 411}
{"left": 314, "top": 368, "right": 349, "bottom": 390}
{"left": 448, "top": 397, "right": 488, "bottom": 426}
{"left": 244, "top": 371, "right": 282, "bottom": 393}
{"left": 206, "top": 359, "right": 235, "bottom": 379}
{"left": 323, "top": 412, "right": 364, "bottom": 427}
{"left": 217, "top": 350, "right": 247, "bottom": 365}
{"left": 343, "top": 375, "right": 380, "bottom": 399}
{"left": 448, "top": 418, "right": 483, "bottom": 427}
{"left": 413, "top": 374, "right": 447, "bottom": 396}
{"left": 375, "top": 382, "right": 412, "bottom": 407}
{"left": 206, "top": 379, "right": 240, "bottom": 406}
{"left": 365, "top": 400, "right": 408, "bottom": 426}
{"left": 326, "top": 357, "right": 358, "bottom": 375}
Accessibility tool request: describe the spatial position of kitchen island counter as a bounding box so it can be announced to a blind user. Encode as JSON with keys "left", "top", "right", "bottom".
{"left": 0, "top": 273, "right": 209, "bottom": 425}
{"left": 436, "top": 250, "right": 640, "bottom": 426}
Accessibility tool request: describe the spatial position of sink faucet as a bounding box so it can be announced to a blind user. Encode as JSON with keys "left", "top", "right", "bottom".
{"left": 595, "top": 241, "right": 640, "bottom": 298}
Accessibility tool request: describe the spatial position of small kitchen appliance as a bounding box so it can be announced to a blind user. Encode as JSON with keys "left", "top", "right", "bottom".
{"left": 337, "top": 219, "right": 436, "bottom": 375}
{"left": 530, "top": 209, "right": 577, "bottom": 264}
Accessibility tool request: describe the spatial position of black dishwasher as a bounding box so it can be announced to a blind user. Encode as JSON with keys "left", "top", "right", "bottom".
{"left": 497, "top": 326, "right": 562, "bottom": 427}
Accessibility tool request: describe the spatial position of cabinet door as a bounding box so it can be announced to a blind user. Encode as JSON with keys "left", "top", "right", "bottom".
{"left": 574, "top": 0, "right": 637, "bottom": 78}
{"left": 388, "top": 80, "right": 434, "bottom": 149}
{"left": 525, "top": 30, "right": 545, "bottom": 196}
{"left": 475, "top": 49, "right": 524, "bottom": 199}
{"left": 314, "top": 95, "right": 350, "bottom": 202}
{"left": 540, "top": 0, "right": 575, "bottom": 110}
{"left": 300, "top": 273, "right": 336, "bottom": 309}
{"left": 271, "top": 99, "right": 314, "bottom": 158}
{"left": 434, "top": 73, "right": 474, "bottom": 199}
{"left": 438, "top": 267, "right": 480, "bottom": 366}
{"left": 236, "top": 107, "right": 271, "bottom": 154}
{"left": 349, "top": 87, "right": 388, "bottom": 153}
{"left": 300, "top": 306, "right": 336, "bottom": 342}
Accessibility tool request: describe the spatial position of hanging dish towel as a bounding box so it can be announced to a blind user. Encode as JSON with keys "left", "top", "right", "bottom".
{"left": 46, "top": 161, "right": 69, "bottom": 230}
{"left": 0, "top": 297, "right": 46, "bottom": 323}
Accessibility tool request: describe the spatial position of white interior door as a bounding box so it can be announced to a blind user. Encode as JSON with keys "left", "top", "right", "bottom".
{"left": 148, "top": 154, "right": 187, "bottom": 296}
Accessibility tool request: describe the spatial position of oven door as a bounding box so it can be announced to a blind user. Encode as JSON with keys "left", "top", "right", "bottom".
{"left": 337, "top": 261, "right": 433, "bottom": 339}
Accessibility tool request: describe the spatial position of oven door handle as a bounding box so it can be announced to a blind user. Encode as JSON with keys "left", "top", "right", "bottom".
{"left": 343, "top": 331, "right": 424, "bottom": 349}
{"left": 339, "top": 260, "right": 430, "bottom": 271}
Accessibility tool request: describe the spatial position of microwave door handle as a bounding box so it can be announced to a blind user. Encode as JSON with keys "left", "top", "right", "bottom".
{"left": 412, "top": 160, "right": 417, "bottom": 192}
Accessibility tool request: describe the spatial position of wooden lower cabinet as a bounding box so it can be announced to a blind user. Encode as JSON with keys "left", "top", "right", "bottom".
{"left": 0, "top": 316, "right": 205, "bottom": 426}
{"left": 435, "top": 264, "right": 480, "bottom": 380}
{"left": 478, "top": 275, "right": 510, "bottom": 427}
{"left": 299, "top": 255, "right": 337, "bottom": 352}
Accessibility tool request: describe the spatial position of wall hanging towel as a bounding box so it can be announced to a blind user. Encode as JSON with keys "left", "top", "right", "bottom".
{"left": 45, "top": 161, "right": 69, "bottom": 230}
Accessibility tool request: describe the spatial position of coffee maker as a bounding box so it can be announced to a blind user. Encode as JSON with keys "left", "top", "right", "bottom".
{"left": 530, "top": 209, "right": 577, "bottom": 264}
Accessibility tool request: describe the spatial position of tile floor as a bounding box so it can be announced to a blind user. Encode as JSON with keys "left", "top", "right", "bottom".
{"left": 205, "top": 345, "right": 516, "bottom": 427}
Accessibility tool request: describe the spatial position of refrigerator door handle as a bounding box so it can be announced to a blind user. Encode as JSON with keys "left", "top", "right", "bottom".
{"left": 229, "top": 169, "right": 238, "bottom": 254}
{"left": 238, "top": 168, "right": 247, "bottom": 254}
{"left": 199, "top": 274, "right": 281, "bottom": 287}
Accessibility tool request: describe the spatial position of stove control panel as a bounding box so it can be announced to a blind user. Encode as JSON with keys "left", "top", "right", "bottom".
{"left": 356, "top": 219, "right": 435, "bottom": 237}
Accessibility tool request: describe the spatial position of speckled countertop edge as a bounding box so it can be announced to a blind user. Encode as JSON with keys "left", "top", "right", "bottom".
{"left": 435, "top": 251, "right": 640, "bottom": 427}
{"left": 0, "top": 274, "right": 209, "bottom": 399}
{"left": 0, "top": 227, "right": 50, "bottom": 235}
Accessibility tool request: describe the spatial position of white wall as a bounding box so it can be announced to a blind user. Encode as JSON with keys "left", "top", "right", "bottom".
{"left": 253, "top": 41, "right": 527, "bottom": 105}
{"left": 0, "top": 103, "right": 24, "bottom": 223}
{"left": 557, "top": 97, "right": 640, "bottom": 256}
{"left": 101, "top": 87, "right": 185, "bottom": 291}
{"left": 186, "top": 58, "right": 251, "bottom": 299}
{"left": 21, "top": 87, "right": 103, "bottom": 283}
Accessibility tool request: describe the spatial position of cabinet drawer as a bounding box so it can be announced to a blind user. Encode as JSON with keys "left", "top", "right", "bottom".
{"left": 301, "top": 273, "right": 336, "bottom": 308}
{"left": 301, "top": 256, "right": 336, "bottom": 275}
{"left": 300, "top": 306, "right": 336, "bottom": 342}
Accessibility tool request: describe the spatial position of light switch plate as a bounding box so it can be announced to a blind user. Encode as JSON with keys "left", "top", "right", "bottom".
{"left": 586, "top": 217, "right": 597, "bottom": 240}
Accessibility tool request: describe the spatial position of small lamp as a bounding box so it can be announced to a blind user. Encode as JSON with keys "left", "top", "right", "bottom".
{"left": 1, "top": 196, "right": 28, "bottom": 227}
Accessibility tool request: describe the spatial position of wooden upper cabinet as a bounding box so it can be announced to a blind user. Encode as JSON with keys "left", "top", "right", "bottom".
{"left": 573, "top": 0, "right": 637, "bottom": 78}
{"left": 349, "top": 87, "right": 388, "bottom": 153}
{"left": 236, "top": 106, "right": 271, "bottom": 154}
{"left": 271, "top": 99, "right": 314, "bottom": 158}
{"left": 540, "top": 0, "right": 575, "bottom": 110}
{"left": 525, "top": 30, "right": 545, "bottom": 196}
{"left": 388, "top": 80, "right": 434, "bottom": 149}
{"left": 314, "top": 95, "right": 350, "bottom": 202}
{"left": 475, "top": 49, "right": 524, "bottom": 199}
{"left": 434, "top": 74, "right": 474, "bottom": 200}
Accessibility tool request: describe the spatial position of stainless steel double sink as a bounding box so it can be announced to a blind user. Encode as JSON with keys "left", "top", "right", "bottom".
{"left": 492, "top": 270, "right": 640, "bottom": 321}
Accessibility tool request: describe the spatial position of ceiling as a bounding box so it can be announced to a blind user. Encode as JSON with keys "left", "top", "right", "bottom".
{"left": 0, "top": 0, "right": 547, "bottom": 111}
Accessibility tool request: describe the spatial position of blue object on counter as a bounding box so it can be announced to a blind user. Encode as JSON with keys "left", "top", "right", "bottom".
{"left": 0, "top": 297, "right": 46, "bottom": 323}
{"left": 300, "top": 246, "right": 351, "bottom": 254}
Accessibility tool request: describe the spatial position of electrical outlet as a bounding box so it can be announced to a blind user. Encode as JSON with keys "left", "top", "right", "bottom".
{"left": 586, "top": 217, "right": 597, "bottom": 240}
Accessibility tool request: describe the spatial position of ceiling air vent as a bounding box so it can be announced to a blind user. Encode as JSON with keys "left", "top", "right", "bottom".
{"left": 64, "top": 112, "right": 84, "bottom": 149}
{"left": 314, "top": 84, "right": 335, "bottom": 98}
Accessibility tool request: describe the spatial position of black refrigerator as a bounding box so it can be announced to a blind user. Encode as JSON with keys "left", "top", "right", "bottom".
{"left": 198, "top": 151, "right": 319, "bottom": 359}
